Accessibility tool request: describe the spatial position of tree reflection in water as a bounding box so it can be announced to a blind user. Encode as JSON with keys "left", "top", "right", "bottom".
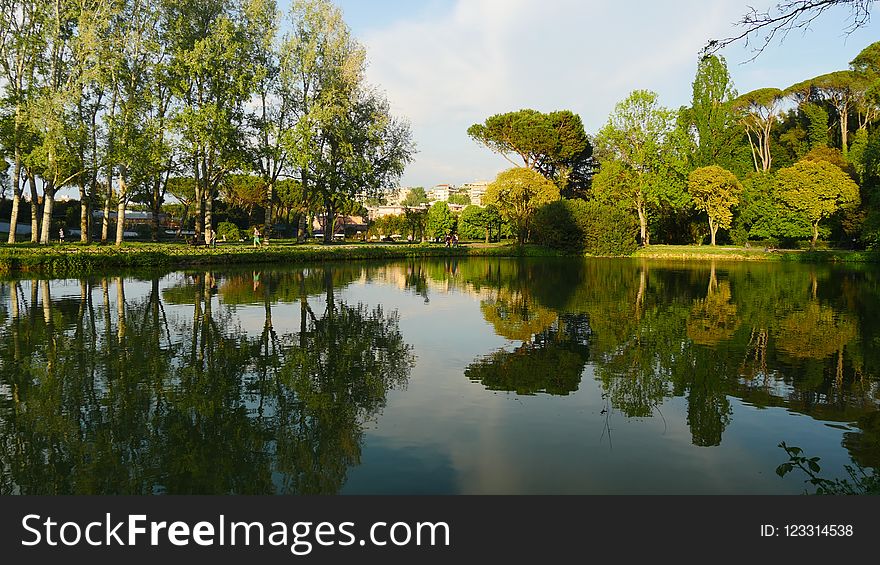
{"left": 1, "top": 257, "right": 879, "bottom": 494}
{"left": 444, "top": 258, "right": 880, "bottom": 456}
{"left": 0, "top": 267, "right": 413, "bottom": 494}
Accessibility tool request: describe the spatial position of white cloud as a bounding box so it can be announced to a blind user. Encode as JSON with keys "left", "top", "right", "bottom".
{"left": 356, "top": 0, "right": 880, "bottom": 187}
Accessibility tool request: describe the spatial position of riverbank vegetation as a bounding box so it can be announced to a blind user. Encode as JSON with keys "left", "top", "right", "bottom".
{"left": 0, "top": 241, "right": 573, "bottom": 276}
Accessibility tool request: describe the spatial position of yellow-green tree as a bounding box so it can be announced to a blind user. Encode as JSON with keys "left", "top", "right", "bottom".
{"left": 484, "top": 167, "right": 559, "bottom": 244}
{"left": 687, "top": 165, "right": 743, "bottom": 245}
{"left": 776, "top": 160, "right": 860, "bottom": 249}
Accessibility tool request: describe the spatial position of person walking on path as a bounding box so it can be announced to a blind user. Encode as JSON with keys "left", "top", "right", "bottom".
{"left": 253, "top": 227, "right": 261, "bottom": 248}
{"left": 58, "top": 228, "right": 65, "bottom": 244}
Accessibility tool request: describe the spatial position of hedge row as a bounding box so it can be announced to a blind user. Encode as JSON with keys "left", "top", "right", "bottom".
{"left": 532, "top": 199, "right": 639, "bottom": 256}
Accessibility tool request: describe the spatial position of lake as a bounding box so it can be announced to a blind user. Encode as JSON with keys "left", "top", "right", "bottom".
{"left": 0, "top": 257, "right": 877, "bottom": 494}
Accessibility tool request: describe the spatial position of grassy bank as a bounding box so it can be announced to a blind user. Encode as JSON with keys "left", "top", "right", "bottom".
{"left": 633, "top": 244, "right": 880, "bottom": 263}
{"left": 0, "top": 241, "right": 567, "bottom": 276}
{"left": 3, "top": 241, "right": 878, "bottom": 276}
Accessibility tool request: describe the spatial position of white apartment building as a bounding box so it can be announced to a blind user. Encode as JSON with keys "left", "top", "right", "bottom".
{"left": 428, "top": 184, "right": 454, "bottom": 202}
{"left": 383, "top": 186, "right": 410, "bottom": 205}
{"left": 460, "top": 181, "right": 491, "bottom": 206}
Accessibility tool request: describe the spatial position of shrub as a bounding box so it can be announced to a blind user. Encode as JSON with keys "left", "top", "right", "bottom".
{"left": 217, "top": 221, "right": 243, "bottom": 242}
{"left": 533, "top": 199, "right": 639, "bottom": 256}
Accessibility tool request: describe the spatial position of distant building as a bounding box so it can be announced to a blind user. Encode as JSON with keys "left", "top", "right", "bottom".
{"left": 384, "top": 186, "right": 411, "bottom": 206}
{"left": 428, "top": 184, "right": 455, "bottom": 202}
{"left": 366, "top": 204, "right": 429, "bottom": 220}
{"left": 460, "top": 181, "right": 491, "bottom": 206}
{"left": 311, "top": 214, "right": 368, "bottom": 237}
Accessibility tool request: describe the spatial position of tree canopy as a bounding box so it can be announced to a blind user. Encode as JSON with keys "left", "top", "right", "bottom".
{"left": 688, "top": 166, "right": 743, "bottom": 245}
{"left": 468, "top": 109, "right": 594, "bottom": 198}
{"left": 776, "top": 160, "right": 861, "bottom": 248}
{"left": 483, "top": 167, "right": 559, "bottom": 245}
{"left": 594, "top": 89, "right": 687, "bottom": 245}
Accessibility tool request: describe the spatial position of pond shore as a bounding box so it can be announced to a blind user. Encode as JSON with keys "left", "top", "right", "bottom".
{"left": 1, "top": 241, "right": 878, "bottom": 275}
{"left": 0, "top": 241, "right": 565, "bottom": 275}
{"left": 632, "top": 245, "right": 880, "bottom": 263}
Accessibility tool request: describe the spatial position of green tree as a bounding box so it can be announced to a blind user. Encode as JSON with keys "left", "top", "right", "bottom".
{"left": 26, "top": 0, "right": 85, "bottom": 245}
{"left": 459, "top": 203, "right": 501, "bottom": 243}
{"left": 788, "top": 71, "right": 871, "bottom": 157}
{"left": 0, "top": 0, "right": 47, "bottom": 243}
{"left": 468, "top": 109, "right": 594, "bottom": 198}
{"left": 220, "top": 174, "right": 266, "bottom": 226}
{"left": 106, "top": 0, "right": 168, "bottom": 246}
{"left": 532, "top": 199, "right": 639, "bottom": 255}
{"left": 426, "top": 201, "right": 455, "bottom": 240}
{"left": 286, "top": 0, "right": 414, "bottom": 244}
{"left": 683, "top": 55, "right": 739, "bottom": 168}
{"left": 801, "top": 102, "right": 830, "bottom": 149}
{"left": 167, "top": 0, "right": 257, "bottom": 240}
{"left": 594, "top": 90, "right": 685, "bottom": 245}
{"left": 850, "top": 41, "right": 880, "bottom": 133}
{"left": 447, "top": 192, "right": 471, "bottom": 206}
{"left": 776, "top": 160, "right": 860, "bottom": 248}
{"left": 245, "top": 0, "right": 293, "bottom": 238}
{"left": 484, "top": 167, "right": 559, "bottom": 244}
{"left": 733, "top": 88, "right": 784, "bottom": 172}
{"left": 688, "top": 166, "right": 743, "bottom": 245}
{"left": 401, "top": 187, "right": 428, "bottom": 207}
{"left": 403, "top": 207, "right": 427, "bottom": 242}
{"left": 734, "top": 172, "right": 779, "bottom": 241}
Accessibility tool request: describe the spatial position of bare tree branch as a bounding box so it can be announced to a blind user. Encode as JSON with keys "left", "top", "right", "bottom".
{"left": 703, "top": 0, "right": 875, "bottom": 61}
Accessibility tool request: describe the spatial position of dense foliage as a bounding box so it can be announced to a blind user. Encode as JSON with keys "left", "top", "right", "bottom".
{"left": 0, "top": 0, "right": 413, "bottom": 247}
{"left": 532, "top": 199, "right": 639, "bottom": 255}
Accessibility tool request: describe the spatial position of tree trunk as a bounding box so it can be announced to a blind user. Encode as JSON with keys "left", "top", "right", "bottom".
{"left": 40, "top": 188, "right": 55, "bottom": 244}
{"left": 7, "top": 159, "right": 21, "bottom": 244}
{"left": 264, "top": 181, "right": 273, "bottom": 239}
{"left": 151, "top": 205, "right": 160, "bottom": 242}
{"left": 151, "top": 180, "right": 161, "bottom": 242}
{"left": 485, "top": 227, "right": 490, "bottom": 244}
{"left": 115, "top": 197, "right": 126, "bottom": 247}
{"left": 709, "top": 218, "right": 717, "bottom": 246}
{"left": 7, "top": 193, "right": 21, "bottom": 244}
{"left": 101, "top": 188, "right": 111, "bottom": 243}
{"left": 79, "top": 179, "right": 90, "bottom": 243}
{"left": 323, "top": 197, "right": 334, "bottom": 244}
{"left": 840, "top": 107, "right": 849, "bottom": 157}
{"left": 40, "top": 193, "right": 55, "bottom": 245}
{"left": 193, "top": 153, "right": 204, "bottom": 239}
{"left": 28, "top": 173, "right": 39, "bottom": 243}
{"left": 204, "top": 194, "right": 213, "bottom": 239}
{"left": 811, "top": 222, "right": 819, "bottom": 250}
{"left": 637, "top": 204, "right": 649, "bottom": 246}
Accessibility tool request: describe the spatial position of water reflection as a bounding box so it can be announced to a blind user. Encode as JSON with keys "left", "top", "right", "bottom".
{"left": 419, "top": 258, "right": 880, "bottom": 454}
{"left": 0, "top": 267, "right": 413, "bottom": 494}
{"left": 466, "top": 314, "right": 590, "bottom": 396}
{"left": 1, "top": 257, "right": 879, "bottom": 494}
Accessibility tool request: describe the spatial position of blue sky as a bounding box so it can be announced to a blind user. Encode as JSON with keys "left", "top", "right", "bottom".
{"left": 327, "top": 1, "right": 879, "bottom": 188}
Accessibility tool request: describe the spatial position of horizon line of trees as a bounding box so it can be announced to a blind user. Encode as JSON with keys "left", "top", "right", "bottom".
{"left": 468, "top": 40, "right": 880, "bottom": 251}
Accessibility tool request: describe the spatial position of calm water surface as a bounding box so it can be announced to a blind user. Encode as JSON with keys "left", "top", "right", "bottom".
{"left": 1, "top": 257, "right": 878, "bottom": 494}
